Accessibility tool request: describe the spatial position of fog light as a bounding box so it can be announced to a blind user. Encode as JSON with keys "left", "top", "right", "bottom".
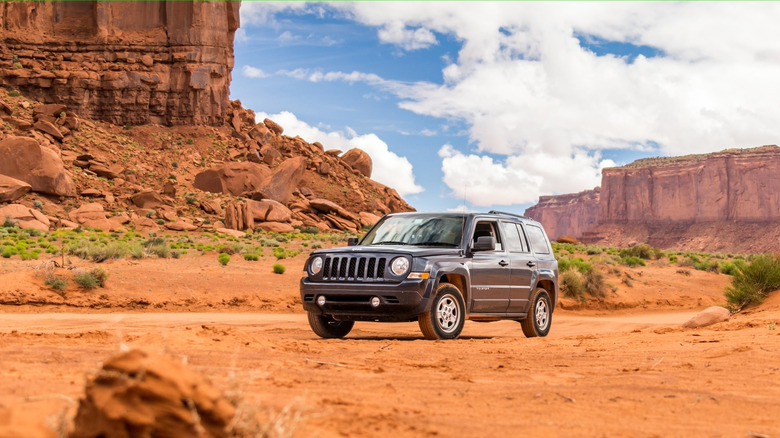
{"left": 317, "top": 296, "right": 326, "bottom": 306}
{"left": 370, "top": 296, "right": 381, "bottom": 307}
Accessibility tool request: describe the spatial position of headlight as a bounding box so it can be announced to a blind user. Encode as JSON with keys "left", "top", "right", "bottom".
{"left": 390, "top": 257, "right": 410, "bottom": 276}
{"left": 310, "top": 256, "right": 323, "bottom": 275}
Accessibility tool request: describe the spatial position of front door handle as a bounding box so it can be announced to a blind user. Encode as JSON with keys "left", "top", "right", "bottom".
{"left": 527, "top": 261, "right": 536, "bottom": 267}
{"left": 498, "top": 260, "right": 509, "bottom": 267}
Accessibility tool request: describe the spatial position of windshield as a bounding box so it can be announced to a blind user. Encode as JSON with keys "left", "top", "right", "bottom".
{"left": 362, "top": 215, "right": 465, "bottom": 247}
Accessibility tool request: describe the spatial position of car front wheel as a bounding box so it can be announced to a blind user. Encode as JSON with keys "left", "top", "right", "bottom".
{"left": 308, "top": 312, "right": 354, "bottom": 339}
{"left": 521, "top": 288, "right": 552, "bottom": 338}
{"left": 418, "top": 283, "right": 466, "bottom": 340}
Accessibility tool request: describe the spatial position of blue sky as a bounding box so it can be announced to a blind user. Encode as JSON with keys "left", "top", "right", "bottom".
{"left": 231, "top": 3, "right": 780, "bottom": 214}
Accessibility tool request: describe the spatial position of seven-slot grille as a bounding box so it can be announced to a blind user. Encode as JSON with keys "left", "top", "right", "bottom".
{"left": 321, "top": 255, "right": 387, "bottom": 281}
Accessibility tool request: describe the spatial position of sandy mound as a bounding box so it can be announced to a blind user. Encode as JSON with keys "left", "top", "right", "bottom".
{"left": 71, "top": 349, "right": 236, "bottom": 438}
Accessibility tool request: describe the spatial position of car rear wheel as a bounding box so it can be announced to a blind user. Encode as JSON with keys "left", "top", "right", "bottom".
{"left": 308, "top": 312, "right": 354, "bottom": 339}
{"left": 418, "top": 283, "right": 465, "bottom": 340}
{"left": 521, "top": 288, "right": 552, "bottom": 338}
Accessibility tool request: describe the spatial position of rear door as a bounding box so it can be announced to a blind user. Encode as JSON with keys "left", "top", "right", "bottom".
{"left": 501, "top": 221, "right": 536, "bottom": 314}
{"left": 469, "top": 219, "right": 510, "bottom": 313}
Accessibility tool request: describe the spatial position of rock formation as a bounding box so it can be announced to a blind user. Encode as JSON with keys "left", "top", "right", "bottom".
{"left": 525, "top": 188, "right": 599, "bottom": 241}
{"left": 0, "top": 1, "right": 240, "bottom": 126}
{"left": 71, "top": 349, "right": 236, "bottom": 438}
{"left": 599, "top": 146, "right": 780, "bottom": 224}
{"left": 525, "top": 145, "right": 780, "bottom": 253}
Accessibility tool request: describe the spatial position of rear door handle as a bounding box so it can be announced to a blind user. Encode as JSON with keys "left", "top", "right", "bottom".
{"left": 498, "top": 260, "right": 509, "bottom": 267}
{"left": 526, "top": 261, "right": 536, "bottom": 267}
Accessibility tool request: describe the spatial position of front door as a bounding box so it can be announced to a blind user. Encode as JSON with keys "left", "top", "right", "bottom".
{"left": 469, "top": 220, "right": 510, "bottom": 313}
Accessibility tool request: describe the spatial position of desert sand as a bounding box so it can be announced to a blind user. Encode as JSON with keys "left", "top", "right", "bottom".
{"left": 1, "top": 253, "right": 779, "bottom": 437}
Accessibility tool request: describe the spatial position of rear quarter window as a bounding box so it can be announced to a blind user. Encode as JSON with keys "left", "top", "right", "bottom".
{"left": 525, "top": 225, "right": 550, "bottom": 255}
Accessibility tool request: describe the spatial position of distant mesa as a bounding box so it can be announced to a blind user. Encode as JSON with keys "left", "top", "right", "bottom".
{"left": 525, "top": 145, "right": 780, "bottom": 253}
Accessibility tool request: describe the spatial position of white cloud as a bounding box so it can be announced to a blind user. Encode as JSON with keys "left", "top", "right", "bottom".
{"left": 377, "top": 22, "right": 437, "bottom": 51}
{"left": 241, "top": 65, "right": 267, "bottom": 79}
{"left": 439, "top": 145, "right": 612, "bottom": 206}
{"left": 255, "top": 111, "right": 424, "bottom": 197}
{"left": 243, "top": 3, "right": 780, "bottom": 205}
{"left": 239, "top": 3, "right": 309, "bottom": 26}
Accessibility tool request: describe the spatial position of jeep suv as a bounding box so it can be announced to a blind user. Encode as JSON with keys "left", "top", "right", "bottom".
{"left": 300, "top": 211, "right": 558, "bottom": 340}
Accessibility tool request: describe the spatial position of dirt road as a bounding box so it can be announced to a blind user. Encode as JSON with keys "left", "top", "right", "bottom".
{"left": 2, "top": 309, "right": 778, "bottom": 437}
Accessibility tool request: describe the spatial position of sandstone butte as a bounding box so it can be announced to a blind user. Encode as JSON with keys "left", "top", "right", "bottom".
{"left": 0, "top": 1, "right": 414, "bottom": 234}
{"left": 525, "top": 145, "right": 780, "bottom": 254}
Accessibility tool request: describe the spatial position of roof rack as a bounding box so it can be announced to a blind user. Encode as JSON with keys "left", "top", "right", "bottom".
{"left": 488, "top": 210, "right": 528, "bottom": 220}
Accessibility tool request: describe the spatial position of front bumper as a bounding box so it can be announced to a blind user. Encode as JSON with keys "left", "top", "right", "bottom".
{"left": 300, "top": 278, "right": 434, "bottom": 322}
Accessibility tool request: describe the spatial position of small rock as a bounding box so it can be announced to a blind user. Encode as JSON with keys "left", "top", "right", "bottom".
{"left": 263, "top": 118, "right": 284, "bottom": 135}
{"left": 682, "top": 306, "right": 731, "bottom": 328}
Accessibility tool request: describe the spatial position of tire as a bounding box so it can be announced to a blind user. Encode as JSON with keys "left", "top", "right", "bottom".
{"left": 307, "top": 312, "right": 354, "bottom": 339}
{"left": 418, "top": 283, "right": 466, "bottom": 340}
{"left": 521, "top": 288, "right": 552, "bottom": 338}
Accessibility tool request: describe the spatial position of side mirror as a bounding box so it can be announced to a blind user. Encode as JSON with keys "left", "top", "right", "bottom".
{"left": 347, "top": 237, "right": 359, "bottom": 246}
{"left": 472, "top": 236, "right": 496, "bottom": 252}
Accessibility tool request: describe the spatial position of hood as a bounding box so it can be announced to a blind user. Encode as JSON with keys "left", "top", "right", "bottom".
{"left": 309, "top": 245, "right": 461, "bottom": 258}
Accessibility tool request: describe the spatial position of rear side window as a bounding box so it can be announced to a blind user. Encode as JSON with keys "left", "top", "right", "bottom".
{"left": 526, "top": 225, "right": 550, "bottom": 254}
{"left": 501, "top": 222, "right": 528, "bottom": 253}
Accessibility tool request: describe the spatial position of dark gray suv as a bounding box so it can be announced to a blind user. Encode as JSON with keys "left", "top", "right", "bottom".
{"left": 300, "top": 211, "right": 558, "bottom": 340}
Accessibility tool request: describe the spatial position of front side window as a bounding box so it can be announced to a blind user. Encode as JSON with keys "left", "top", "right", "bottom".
{"left": 526, "top": 225, "right": 550, "bottom": 254}
{"left": 362, "top": 215, "right": 465, "bottom": 247}
{"left": 473, "top": 220, "right": 503, "bottom": 251}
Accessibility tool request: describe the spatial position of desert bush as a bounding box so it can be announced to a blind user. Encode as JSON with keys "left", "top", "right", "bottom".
{"left": 244, "top": 254, "right": 259, "bottom": 262}
{"left": 618, "top": 256, "right": 645, "bottom": 267}
{"left": 45, "top": 276, "right": 67, "bottom": 291}
{"left": 273, "top": 247, "right": 287, "bottom": 260}
{"left": 584, "top": 269, "right": 607, "bottom": 298}
{"left": 694, "top": 259, "right": 720, "bottom": 272}
{"left": 585, "top": 246, "right": 603, "bottom": 255}
{"left": 668, "top": 254, "right": 678, "bottom": 264}
{"left": 725, "top": 255, "right": 780, "bottom": 311}
{"left": 218, "top": 253, "right": 231, "bottom": 266}
{"left": 558, "top": 257, "right": 593, "bottom": 274}
{"left": 73, "top": 271, "right": 99, "bottom": 289}
{"left": 619, "top": 244, "right": 656, "bottom": 260}
{"left": 560, "top": 270, "right": 586, "bottom": 298}
{"left": 273, "top": 264, "right": 286, "bottom": 275}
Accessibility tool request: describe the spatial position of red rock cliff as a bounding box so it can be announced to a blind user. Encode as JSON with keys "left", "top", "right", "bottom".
{"left": 600, "top": 146, "right": 780, "bottom": 224}
{"left": 524, "top": 188, "right": 600, "bottom": 241}
{"left": 0, "top": 1, "right": 240, "bottom": 126}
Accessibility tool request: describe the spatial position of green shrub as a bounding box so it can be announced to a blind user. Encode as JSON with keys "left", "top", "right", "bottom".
{"left": 45, "top": 276, "right": 67, "bottom": 291}
{"left": 725, "top": 255, "right": 780, "bottom": 311}
{"left": 73, "top": 271, "right": 99, "bottom": 289}
{"left": 585, "top": 246, "right": 603, "bottom": 255}
{"left": 273, "top": 247, "right": 287, "bottom": 260}
{"left": 218, "top": 253, "right": 230, "bottom": 266}
{"left": 694, "top": 259, "right": 720, "bottom": 272}
{"left": 558, "top": 257, "right": 592, "bottom": 274}
{"left": 272, "top": 263, "right": 286, "bottom": 275}
{"left": 244, "top": 254, "right": 259, "bottom": 262}
{"left": 619, "top": 256, "right": 645, "bottom": 267}
{"left": 668, "top": 254, "right": 678, "bottom": 264}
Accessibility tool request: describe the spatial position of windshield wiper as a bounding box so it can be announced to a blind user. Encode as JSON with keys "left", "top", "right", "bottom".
{"left": 372, "top": 241, "right": 409, "bottom": 245}
{"left": 410, "top": 241, "right": 458, "bottom": 247}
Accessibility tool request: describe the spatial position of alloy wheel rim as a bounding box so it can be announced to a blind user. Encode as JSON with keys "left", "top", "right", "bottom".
{"left": 437, "top": 294, "right": 459, "bottom": 333}
{"left": 535, "top": 298, "right": 549, "bottom": 330}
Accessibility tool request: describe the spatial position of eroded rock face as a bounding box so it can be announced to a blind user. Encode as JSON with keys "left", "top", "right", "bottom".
{"left": 526, "top": 146, "right": 780, "bottom": 252}
{"left": 600, "top": 146, "right": 780, "bottom": 224}
{"left": 0, "top": 136, "right": 76, "bottom": 196}
{"left": 0, "top": 1, "right": 240, "bottom": 126}
{"left": 525, "top": 188, "right": 600, "bottom": 241}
